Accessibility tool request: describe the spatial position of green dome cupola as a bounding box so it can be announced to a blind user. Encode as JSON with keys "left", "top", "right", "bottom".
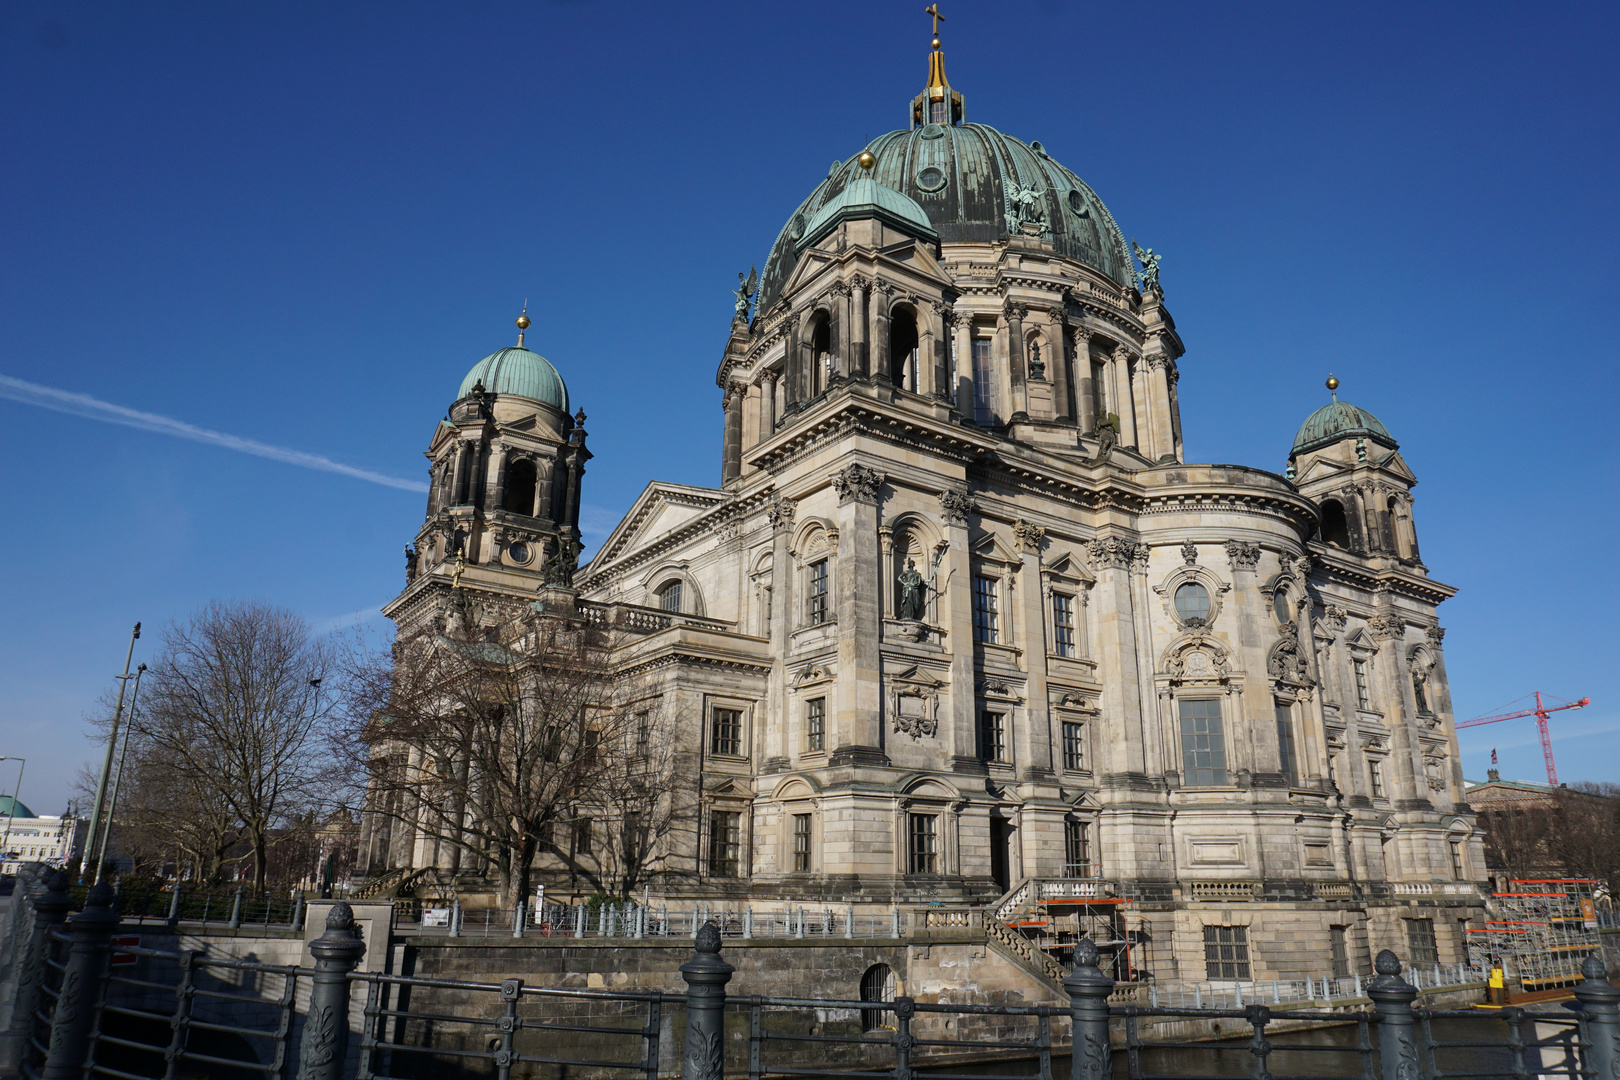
{"left": 1291, "top": 375, "right": 1397, "bottom": 456}
{"left": 458, "top": 346, "right": 569, "bottom": 413}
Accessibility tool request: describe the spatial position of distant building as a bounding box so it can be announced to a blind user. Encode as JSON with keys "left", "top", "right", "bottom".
{"left": 0, "top": 796, "right": 86, "bottom": 874}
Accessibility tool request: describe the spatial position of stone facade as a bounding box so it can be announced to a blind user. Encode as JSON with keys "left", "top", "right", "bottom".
{"left": 362, "top": 36, "right": 1486, "bottom": 986}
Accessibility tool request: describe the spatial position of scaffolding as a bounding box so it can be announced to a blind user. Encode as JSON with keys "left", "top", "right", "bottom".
{"left": 1013, "top": 896, "right": 1136, "bottom": 981}
{"left": 1471, "top": 879, "right": 1603, "bottom": 991}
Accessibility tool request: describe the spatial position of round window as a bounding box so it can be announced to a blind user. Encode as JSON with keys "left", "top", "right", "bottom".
{"left": 916, "top": 166, "right": 947, "bottom": 192}
{"left": 1174, "top": 582, "right": 1211, "bottom": 623}
{"left": 1273, "top": 587, "right": 1291, "bottom": 624}
{"left": 919, "top": 123, "right": 945, "bottom": 140}
{"left": 1067, "top": 190, "right": 1088, "bottom": 216}
{"left": 790, "top": 213, "right": 807, "bottom": 239}
{"left": 507, "top": 542, "right": 530, "bottom": 565}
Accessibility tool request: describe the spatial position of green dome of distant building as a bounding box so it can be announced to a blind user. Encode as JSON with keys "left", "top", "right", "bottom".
{"left": 458, "top": 346, "right": 569, "bottom": 413}
{"left": 1292, "top": 399, "right": 1397, "bottom": 456}
{"left": 0, "top": 795, "right": 37, "bottom": 819}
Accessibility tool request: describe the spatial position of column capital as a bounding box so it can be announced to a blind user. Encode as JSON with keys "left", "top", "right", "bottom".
{"left": 831, "top": 463, "right": 886, "bottom": 504}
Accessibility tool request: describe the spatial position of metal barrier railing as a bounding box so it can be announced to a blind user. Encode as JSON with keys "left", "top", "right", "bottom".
{"left": 11, "top": 871, "right": 1620, "bottom": 1080}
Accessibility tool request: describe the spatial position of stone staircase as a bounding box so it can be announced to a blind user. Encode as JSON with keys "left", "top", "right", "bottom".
{"left": 349, "top": 866, "right": 431, "bottom": 901}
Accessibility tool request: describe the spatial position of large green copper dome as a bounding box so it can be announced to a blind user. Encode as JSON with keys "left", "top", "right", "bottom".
{"left": 1292, "top": 399, "right": 1397, "bottom": 456}
{"left": 458, "top": 346, "right": 568, "bottom": 413}
{"left": 758, "top": 123, "right": 1133, "bottom": 311}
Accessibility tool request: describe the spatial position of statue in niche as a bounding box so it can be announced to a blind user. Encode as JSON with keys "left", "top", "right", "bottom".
{"left": 1028, "top": 342, "right": 1047, "bottom": 381}
{"left": 445, "top": 523, "right": 467, "bottom": 559}
{"left": 896, "top": 557, "right": 930, "bottom": 622}
{"left": 1412, "top": 667, "right": 1430, "bottom": 715}
{"left": 543, "top": 537, "right": 580, "bottom": 587}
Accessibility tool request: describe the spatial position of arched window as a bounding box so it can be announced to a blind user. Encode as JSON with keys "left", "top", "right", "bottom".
{"left": 859, "top": 964, "right": 896, "bottom": 1031}
{"left": 505, "top": 458, "right": 538, "bottom": 515}
{"left": 810, "top": 315, "right": 832, "bottom": 396}
{"left": 889, "top": 307, "right": 919, "bottom": 391}
{"left": 1320, "top": 500, "right": 1350, "bottom": 547}
{"left": 1385, "top": 495, "right": 1403, "bottom": 557}
{"left": 1173, "top": 582, "right": 1211, "bottom": 623}
{"left": 657, "top": 581, "right": 683, "bottom": 613}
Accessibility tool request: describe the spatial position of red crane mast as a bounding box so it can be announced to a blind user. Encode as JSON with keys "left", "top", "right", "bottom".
{"left": 1457, "top": 692, "right": 1590, "bottom": 786}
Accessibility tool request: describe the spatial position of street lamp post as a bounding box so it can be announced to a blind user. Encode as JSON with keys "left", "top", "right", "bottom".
{"left": 83, "top": 621, "right": 141, "bottom": 884}
{"left": 95, "top": 663, "right": 146, "bottom": 876}
{"left": 0, "top": 757, "right": 26, "bottom": 872}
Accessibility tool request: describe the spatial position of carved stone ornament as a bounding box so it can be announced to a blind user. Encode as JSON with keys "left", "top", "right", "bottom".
{"left": 767, "top": 496, "right": 796, "bottom": 531}
{"left": 1224, "top": 540, "right": 1261, "bottom": 570}
{"left": 939, "top": 489, "right": 977, "bottom": 524}
{"left": 792, "top": 663, "right": 835, "bottom": 687}
{"left": 977, "top": 678, "right": 1021, "bottom": 701}
{"left": 831, "top": 463, "right": 886, "bottom": 504}
{"left": 1013, "top": 519, "right": 1046, "bottom": 554}
{"left": 891, "top": 688, "right": 940, "bottom": 740}
{"left": 1266, "top": 622, "right": 1313, "bottom": 686}
{"left": 1426, "top": 625, "right": 1446, "bottom": 647}
{"left": 1321, "top": 605, "right": 1349, "bottom": 634}
{"left": 1180, "top": 540, "right": 1198, "bottom": 566}
{"left": 1367, "top": 614, "right": 1401, "bottom": 640}
{"left": 715, "top": 518, "right": 741, "bottom": 542}
{"left": 1086, "top": 537, "right": 1149, "bottom": 571}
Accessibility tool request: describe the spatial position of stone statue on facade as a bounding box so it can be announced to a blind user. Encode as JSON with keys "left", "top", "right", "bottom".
{"left": 1090, "top": 412, "right": 1120, "bottom": 463}
{"left": 1009, "top": 184, "right": 1045, "bottom": 233}
{"left": 897, "top": 558, "right": 928, "bottom": 622}
{"left": 404, "top": 544, "right": 418, "bottom": 583}
{"left": 544, "top": 536, "right": 580, "bottom": 587}
{"left": 733, "top": 266, "right": 758, "bottom": 322}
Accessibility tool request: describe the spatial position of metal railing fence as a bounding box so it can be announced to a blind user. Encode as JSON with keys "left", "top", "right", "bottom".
{"left": 11, "top": 872, "right": 1620, "bottom": 1080}
{"left": 398, "top": 899, "right": 910, "bottom": 940}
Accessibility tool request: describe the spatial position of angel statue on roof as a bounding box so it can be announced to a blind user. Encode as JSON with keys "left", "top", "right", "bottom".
{"left": 1132, "top": 240, "right": 1162, "bottom": 294}
{"left": 733, "top": 266, "right": 758, "bottom": 320}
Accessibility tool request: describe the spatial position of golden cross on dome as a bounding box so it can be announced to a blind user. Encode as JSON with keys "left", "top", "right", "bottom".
{"left": 926, "top": 4, "right": 944, "bottom": 36}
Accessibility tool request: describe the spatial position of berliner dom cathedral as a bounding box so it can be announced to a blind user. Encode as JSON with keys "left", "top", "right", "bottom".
{"left": 365, "top": 21, "right": 1481, "bottom": 986}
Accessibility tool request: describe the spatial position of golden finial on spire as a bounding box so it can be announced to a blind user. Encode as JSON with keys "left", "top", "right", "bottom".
{"left": 857, "top": 149, "right": 876, "bottom": 171}
{"left": 516, "top": 302, "right": 530, "bottom": 347}
{"left": 1326, "top": 373, "right": 1339, "bottom": 400}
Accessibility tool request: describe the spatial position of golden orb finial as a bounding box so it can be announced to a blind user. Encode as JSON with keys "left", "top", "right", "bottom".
{"left": 516, "top": 304, "right": 530, "bottom": 347}
{"left": 1326, "top": 373, "right": 1339, "bottom": 400}
{"left": 932, "top": 35, "right": 941, "bottom": 49}
{"left": 857, "top": 149, "right": 876, "bottom": 171}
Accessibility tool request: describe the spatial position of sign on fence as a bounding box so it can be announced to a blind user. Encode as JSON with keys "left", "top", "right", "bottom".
{"left": 110, "top": 935, "right": 140, "bottom": 967}
{"left": 422, "top": 906, "right": 452, "bottom": 928}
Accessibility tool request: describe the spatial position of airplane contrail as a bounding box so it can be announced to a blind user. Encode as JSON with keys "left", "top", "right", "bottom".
{"left": 0, "top": 373, "right": 428, "bottom": 493}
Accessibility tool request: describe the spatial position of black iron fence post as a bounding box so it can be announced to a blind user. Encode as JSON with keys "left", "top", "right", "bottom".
{"left": 2, "top": 870, "right": 72, "bottom": 1073}
{"left": 679, "top": 921, "right": 734, "bottom": 1080}
{"left": 40, "top": 882, "right": 119, "bottom": 1080}
{"left": 296, "top": 901, "right": 367, "bottom": 1080}
{"left": 1063, "top": 939, "right": 1115, "bottom": 1080}
{"left": 1574, "top": 954, "right": 1620, "bottom": 1078}
{"left": 1367, "top": 949, "right": 1421, "bottom": 1080}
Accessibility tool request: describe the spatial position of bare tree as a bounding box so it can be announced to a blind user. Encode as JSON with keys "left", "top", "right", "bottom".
{"left": 1550, "top": 783, "right": 1620, "bottom": 895}
{"left": 340, "top": 608, "right": 679, "bottom": 908}
{"left": 131, "top": 601, "right": 337, "bottom": 890}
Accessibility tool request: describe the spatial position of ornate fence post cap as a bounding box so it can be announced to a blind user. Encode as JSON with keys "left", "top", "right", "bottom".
{"left": 1062, "top": 939, "right": 1115, "bottom": 995}
{"left": 679, "top": 921, "right": 735, "bottom": 979}
{"left": 1582, "top": 954, "right": 1610, "bottom": 982}
{"left": 1367, "top": 949, "right": 1417, "bottom": 1002}
{"left": 1573, "top": 953, "right": 1620, "bottom": 1006}
{"left": 308, "top": 901, "right": 366, "bottom": 965}
{"left": 69, "top": 882, "right": 121, "bottom": 930}
{"left": 34, "top": 868, "right": 73, "bottom": 918}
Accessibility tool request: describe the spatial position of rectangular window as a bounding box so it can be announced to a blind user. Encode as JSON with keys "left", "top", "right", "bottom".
{"left": 1064, "top": 820, "right": 1091, "bottom": 878}
{"left": 1062, "top": 721, "right": 1085, "bottom": 772}
{"left": 806, "top": 698, "right": 825, "bottom": 752}
{"left": 980, "top": 711, "right": 1008, "bottom": 764}
{"left": 1052, "top": 593, "right": 1076, "bottom": 657}
{"left": 1368, "top": 758, "right": 1385, "bottom": 798}
{"left": 711, "top": 707, "right": 743, "bottom": 757}
{"left": 1407, "top": 918, "right": 1438, "bottom": 965}
{"left": 1329, "top": 926, "right": 1350, "bottom": 979}
{"left": 807, "top": 560, "right": 829, "bottom": 625}
{"left": 1203, "top": 925, "right": 1250, "bottom": 980}
{"left": 1450, "top": 841, "right": 1466, "bottom": 879}
{"left": 635, "top": 711, "right": 650, "bottom": 756}
{"left": 1275, "top": 703, "right": 1298, "bottom": 787}
{"left": 1179, "top": 698, "right": 1228, "bottom": 786}
{"left": 971, "top": 337, "right": 996, "bottom": 425}
{"left": 1353, "top": 659, "right": 1371, "bottom": 709}
{"left": 792, "top": 813, "right": 812, "bottom": 873}
{"left": 709, "top": 810, "right": 741, "bottom": 877}
{"left": 908, "top": 813, "right": 938, "bottom": 874}
{"left": 574, "top": 818, "right": 593, "bottom": 857}
{"left": 973, "top": 575, "right": 999, "bottom": 644}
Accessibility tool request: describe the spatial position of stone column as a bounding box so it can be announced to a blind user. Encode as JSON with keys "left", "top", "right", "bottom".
{"left": 721, "top": 386, "right": 743, "bottom": 485}
{"left": 488, "top": 443, "right": 509, "bottom": 515}
{"left": 1147, "top": 356, "right": 1176, "bottom": 462}
{"left": 830, "top": 463, "right": 886, "bottom": 765}
{"left": 1015, "top": 521, "right": 1053, "bottom": 779}
{"left": 1086, "top": 539, "right": 1149, "bottom": 779}
{"left": 451, "top": 440, "right": 469, "bottom": 504}
{"left": 534, "top": 458, "right": 554, "bottom": 520}
{"left": 1074, "top": 327, "right": 1096, "bottom": 433}
{"left": 760, "top": 372, "right": 778, "bottom": 437}
{"left": 1050, "top": 312, "right": 1072, "bottom": 421}
{"left": 939, "top": 488, "right": 977, "bottom": 771}
{"left": 561, "top": 449, "right": 582, "bottom": 533}
{"left": 872, "top": 286, "right": 892, "bottom": 384}
{"left": 765, "top": 496, "right": 795, "bottom": 768}
{"left": 952, "top": 308, "right": 973, "bottom": 417}
{"left": 1224, "top": 541, "right": 1277, "bottom": 783}
{"left": 1005, "top": 302, "right": 1027, "bottom": 415}
{"left": 471, "top": 439, "right": 490, "bottom": 510}
{"left": 1111, "top": 346, "right": 1137, "bottom": 448}
{"left": 851, "top": 279, "right": 869, "bottom": 377}
{"left": 918, "top": 304, "right": 938, "bottom": 398}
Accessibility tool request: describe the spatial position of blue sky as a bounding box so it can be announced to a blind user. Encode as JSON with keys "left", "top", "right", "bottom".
{"left": 1, "top": 1, "right": 1615, "bottom": 815}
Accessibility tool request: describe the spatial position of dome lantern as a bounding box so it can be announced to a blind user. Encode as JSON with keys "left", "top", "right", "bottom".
{"left": 912, "top": 4, "right": 964, "bottom": 128}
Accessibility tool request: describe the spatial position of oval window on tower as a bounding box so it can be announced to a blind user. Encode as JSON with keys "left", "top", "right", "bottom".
{"left": 916, "top": 166, "right": 947, "bottom": 193}
{"left": 1067, "top": 190, "right": 1088, "bottom": 216}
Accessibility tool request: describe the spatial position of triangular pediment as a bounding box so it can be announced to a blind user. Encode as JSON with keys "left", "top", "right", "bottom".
{"left": 972, "top": 531, "right": 1021, "bottom": 565}
{"left": 584, "top": 481, "right": 729, "bottom": 571}
{"left": 874, "top": 240, "right": 952, "bottom": 289}
{"left": 889, "top": 664, "right": 944, "bottom": 689}
{"left": 1378, "top": 451, "right": 1417, "bottom": 482}
{"left": 779, "top": 248, "right": 837, "bottom": 300}
{"left": 1298, "top": 456, "right": 1351, "bottom": 484}
{"left": 1041, "top": 552, "right": 1095, "bottom": 583}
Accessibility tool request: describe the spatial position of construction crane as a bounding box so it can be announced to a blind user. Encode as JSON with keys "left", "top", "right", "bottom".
{"left": 1457, "top": 692, "right": 1590, "bottom": 787}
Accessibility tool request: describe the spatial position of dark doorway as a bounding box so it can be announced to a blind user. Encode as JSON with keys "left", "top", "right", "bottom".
{"left": 990, "top": 816, "right": 1012, "bottom": 894}
{"left": 505, "top": 458, "right": 538, "bottom": 515}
